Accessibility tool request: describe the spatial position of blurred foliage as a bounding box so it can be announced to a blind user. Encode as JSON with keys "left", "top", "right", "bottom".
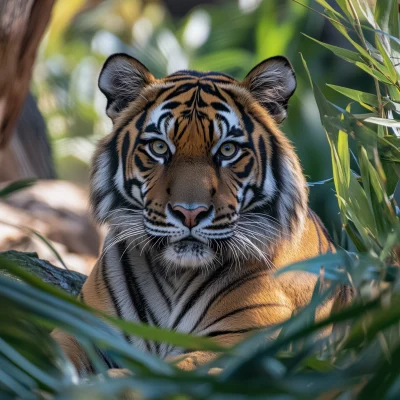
{"left": 1, "top": 0, "right": 395, "bottom": 398}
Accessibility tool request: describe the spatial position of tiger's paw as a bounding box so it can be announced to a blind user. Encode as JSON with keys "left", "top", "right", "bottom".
{"left": 167, "top": 351, "right": 220, "bottom": 374}
{"left": 106, "top": 369, "right": 141, "bottom": 400}
{"left": 107, "top": 368, "right": 133, "bottom": 378}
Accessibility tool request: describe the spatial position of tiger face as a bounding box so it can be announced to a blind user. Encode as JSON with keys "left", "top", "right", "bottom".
{"left": 91, "top": 54, "right": 308, "bottom": 269}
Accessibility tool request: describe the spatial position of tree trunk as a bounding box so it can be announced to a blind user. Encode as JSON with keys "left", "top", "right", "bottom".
{"left": 0, "top": 0, "right": 55, "bottom": 150}
{"left": 0, "top": 93, "right": 55, "bottom": 181}
{"left": 0, "top": 250, "right": 86, "bottom": 296}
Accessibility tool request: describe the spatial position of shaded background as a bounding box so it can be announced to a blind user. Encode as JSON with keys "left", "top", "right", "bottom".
{"left": 1, "top": 0, "right": 376, "bottom": 271}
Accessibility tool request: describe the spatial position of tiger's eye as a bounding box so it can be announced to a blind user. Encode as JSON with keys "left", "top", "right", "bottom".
{"left": 219, "top": 142, "right": 238, "bottom": 159}
{"left": 150, "top": 140, "right": 168, "bottom": 156}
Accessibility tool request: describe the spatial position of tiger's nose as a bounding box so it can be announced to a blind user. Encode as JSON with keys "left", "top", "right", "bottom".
{"left": 169, "top": 204, "right": 211, "bottom": 228}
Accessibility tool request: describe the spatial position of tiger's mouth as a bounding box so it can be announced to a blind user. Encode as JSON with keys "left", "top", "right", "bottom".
{"left": 161, "top": 237, "right": 217, "bottom": 268}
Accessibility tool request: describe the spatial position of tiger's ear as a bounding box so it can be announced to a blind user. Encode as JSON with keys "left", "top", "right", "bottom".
{"left": 98, "top": 53, "right": 155, "bottom": 121}
{"left": 243, "top": 56, "right": 296, "bottom": 124}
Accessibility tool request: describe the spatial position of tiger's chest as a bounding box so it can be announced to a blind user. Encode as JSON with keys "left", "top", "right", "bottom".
{"left": 94, "top": 244, "right": 285, "bottom": 357}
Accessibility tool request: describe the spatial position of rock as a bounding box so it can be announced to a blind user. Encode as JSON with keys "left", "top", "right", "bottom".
{"left": 0, "top": 180, "right": 103, "bottom": 275}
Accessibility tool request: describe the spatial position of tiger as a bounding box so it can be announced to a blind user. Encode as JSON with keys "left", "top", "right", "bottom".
{"left": 53, "top": 53, "right": 346, "bottom": 375}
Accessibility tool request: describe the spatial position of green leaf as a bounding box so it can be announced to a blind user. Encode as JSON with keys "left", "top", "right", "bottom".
{"left": 355, "top": 61, "right": 393, "bottom": 84}
{"left": 0, "top": 275, "right": 173, "bottom": 375}
{"left": 0, "top": 337, "right": 58, "bottom": 391}
{"left": 0, "top": 179, "right": 36, "bottom": 198}
{"left": 307, "top": 177, "right": 334, "bottom": 186}
{"left": 343, "top": 293, "right": 400, "bottom": 350}
{"left": 275, "top": 251, "right": 351, "bottom": 283}
{"left": 302, "top": 356, "right": 335, "bottom": 373}
{"left": 327, "top": 84, "right": 379, "bottom": 107}
{"left": 329, "top": 16, "right": 393, "bottom": 77}
{"left": 375, "top": 0, "right": 400, "bottom": 43}
{"left": 304, "top": 32, "right": 392, "bottom": 83}
{"left": 362, "top": 116, "right": 400, "bottom": 128}
{"left": 300, "top": 54, "right": 338, "bottom": 118}
{"left": 312, "top": 0, "right": 347, "bottom": 20}
{"left": 358, "top": 342, "right": 400, "bottom": 399}
{"left": 334, "top": 0, "right": 352, "bottom": 20}
{"left": 104, "top": 316, "right": 226, "bottom": 353}
{"left": 302, "top": 56, "right": 383, "bottom": 247}
{"left": 324, "top": 108, "right": 400, "bottom": 162}
{"left": 0, "top": 258, "right": 225, "bottom": 353}
{"left": 375, "top": 34, "right": 398, "bottom": 82}
{"left": 338, "top": 127, "right": 350, "bottom": 187}
{"left": 302, "top": 34, "right": 364, "bottom": 63}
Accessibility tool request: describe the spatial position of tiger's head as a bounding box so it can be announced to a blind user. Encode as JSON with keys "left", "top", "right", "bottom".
{"left": 91, "top": 53, "right": 308, "bottom": 269}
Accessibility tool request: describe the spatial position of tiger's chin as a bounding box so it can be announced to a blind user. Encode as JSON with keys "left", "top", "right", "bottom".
{"left": 161, "top": 239, "right": 217, "bottom": 269}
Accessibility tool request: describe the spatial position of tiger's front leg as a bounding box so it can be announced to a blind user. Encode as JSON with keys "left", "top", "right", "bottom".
{"left": 166, "top": 351, "right": 217, "bottom": 372}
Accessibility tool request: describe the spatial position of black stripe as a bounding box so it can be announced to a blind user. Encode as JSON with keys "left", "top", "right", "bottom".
{"left": 134, "top": 153, "right": 151, "bottom": 173}
{"left": 176, "top": 120, "right": 188, "bottom": 142}
{"left": 96, "top": 348, "right": 120, "bottom": 369}
{"left": 101, "top": 259, "right": 123, "bottom": 319}
{"left": 217, "top": 114, "right": 229, "bottom": 131}
{"left": 206, "top": 327, "right": 262, "bottom": 338}
{"left": 189, "top": 270, "right": 268, "bottom": 334}
{"left": 211, "top": 102, "right": 229, "bottom": 112}
{"left": 174, "top": 271, "right": 198, "bottom": 304}
{"left": 201, "top": 303, "right": 291, "bottom": 332}
{"left": 258, "top": 136, "right": 267, "bottom": 192}
{"left": 163, "top": 76, "right": 198, "bottom": 83}
{"left": 165, "top": 83, "right": 197, "bottom": 101}
{"left": 101, "top": 258, "right": 132, "bottom": 344}
{"left": 157, "top": 112, "right": 172, "bottom": 131}
{"left": 223, "top": 90, "right": 254, "bottom": 133}
{"left": 172, "top": 265, "right": 228, "bottom": 330}
{"left": 157, "top": 264, "right": 175, "bottom": 290}
{"left": 234, "top": 157, "right": 254, "bottom": 179}
{"left": 146, "top": 254, "right": 172, "bottom": 312}
{"left": 145, "top": 123, "right": 160, "bottom": 133}
{"left": 208, "top": 119, "right": 214, "bottom": 144}
{"left": 119, "top": 241, "right": 159, "bottom": 326}
{"left": 117, "top": 241, "right": 154, "bottom": 351}
{"left": 310, "top": 211, "right": 322, "bottom": 254}
{"left": 311, "top": 210, "right": 335, "bottom": 251}
{"left": 162, "top": 101, "right": 181, "bottom": 110}
{"left": 211, "top": 83, "right": 229, "bottom": 103}
{"left": 202, "top": 77, "right": 236, "bottom": 84}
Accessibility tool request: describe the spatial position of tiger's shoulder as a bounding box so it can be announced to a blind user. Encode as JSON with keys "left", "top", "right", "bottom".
{"left": 273, "top": 207, "right": 334, "bottom": 269}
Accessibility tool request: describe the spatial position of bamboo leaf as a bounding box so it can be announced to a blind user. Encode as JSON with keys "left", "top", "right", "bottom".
{"left": 338, "top": 121, "right": 350, "bottom": 187}
{"left": 307, "top": 177, "right": 334, "bottom": 186}
{"left": 312, "top": 0, "right": 346, "bottom": 19}
{"left": 302, "top": 34, "right": 364, "bottom": 63}
{"left": 334, "top": 0, "right": 352, "bottom": 19}
{"left": 355, "top": 61, "right": 393, "bottom": 84}
{"left": 375, "top": 34, "right": 398, "bottom": 82}
{"left": 375, "top": 0, "right": 400, "bottom": 43}
{"left": 362, "top": 116, "right": 400, "bottom": 128}
{"left": 0, "top": 258, "right": 225, "bottom": 353}
{"left": 358, "top": 343, "right": 400, "bottom": 399}
{"left": 327, "top": 84, "right": 379, "bottom": 107}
